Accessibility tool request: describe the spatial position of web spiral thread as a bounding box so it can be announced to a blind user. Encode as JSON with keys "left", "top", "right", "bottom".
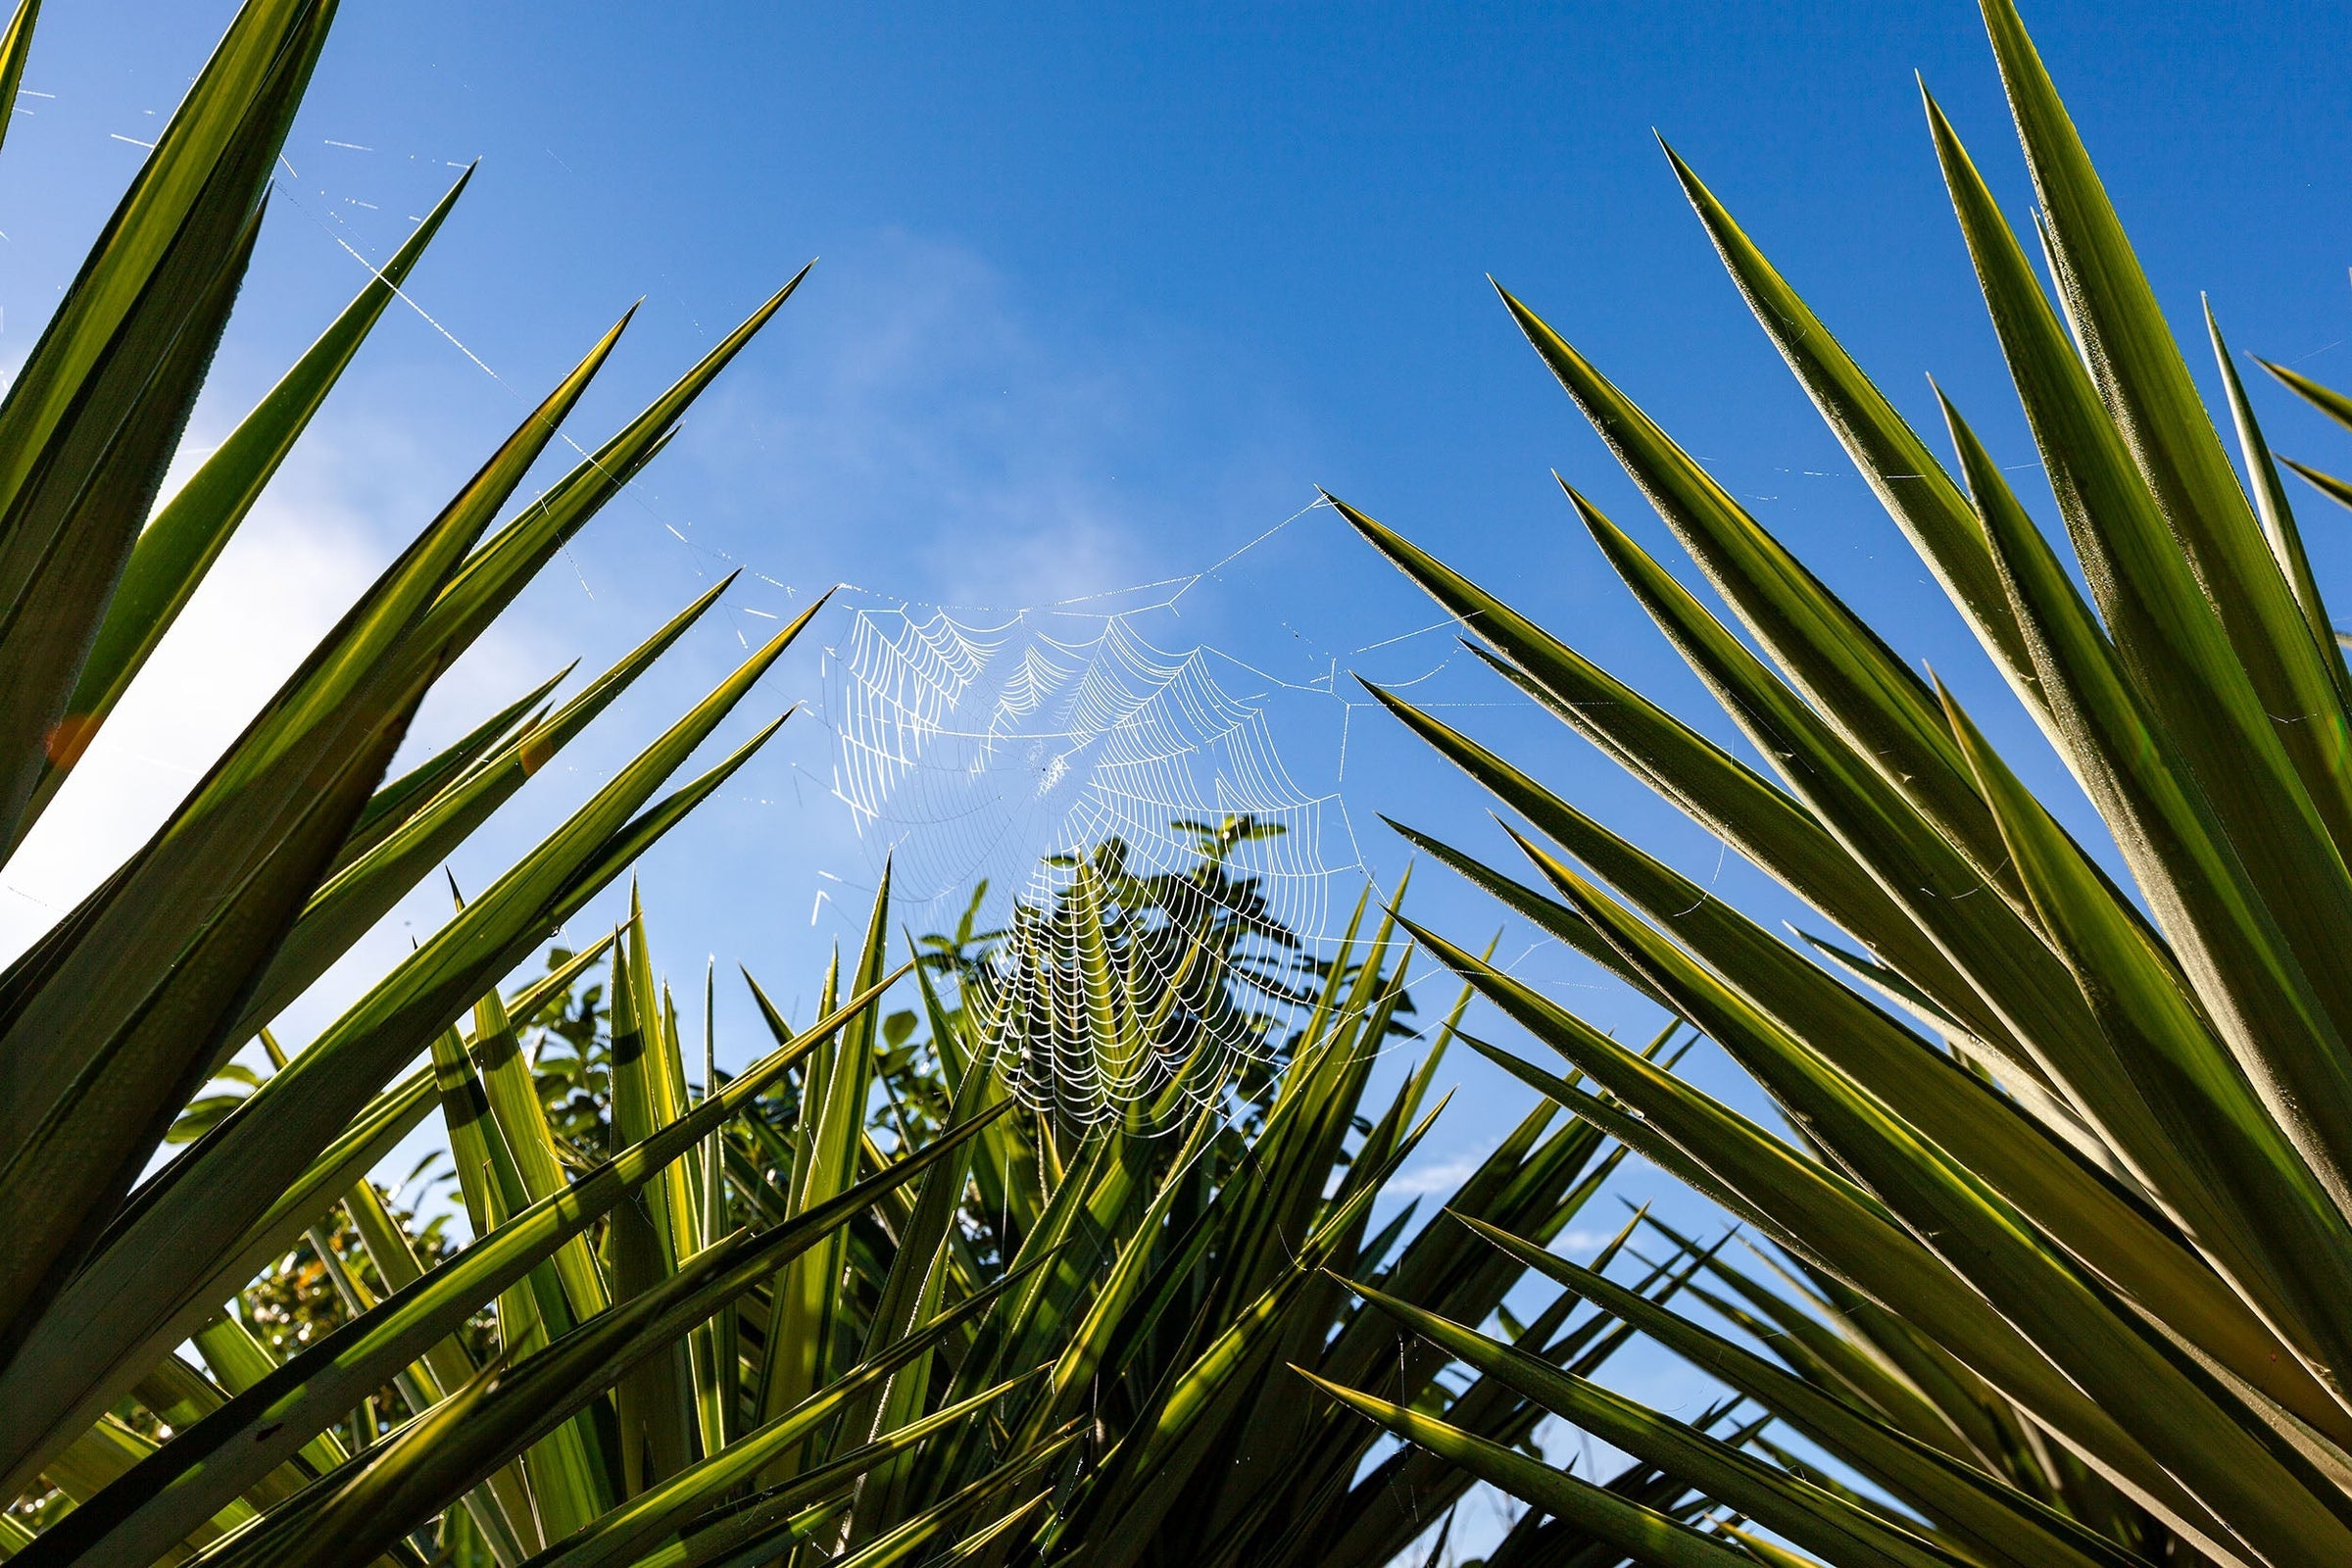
{"left": 820, "top": 602, "right": 1361, "bottom": 1122}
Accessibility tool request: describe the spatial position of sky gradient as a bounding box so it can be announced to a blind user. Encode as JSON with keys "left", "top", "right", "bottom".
{"left": 5, "top": 2, "right": 2350, "bottom": 1541}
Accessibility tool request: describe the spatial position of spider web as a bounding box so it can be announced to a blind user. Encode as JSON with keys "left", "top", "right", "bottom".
{"left": 818, "top": 594, "right": 1367, "bottom": 1122}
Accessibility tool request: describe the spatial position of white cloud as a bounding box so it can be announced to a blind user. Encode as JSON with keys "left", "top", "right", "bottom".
{"left": 0, "top": 423, "right": 547, "bottom": 989}
{"left": 0, "top": 511, "right": 367, "bottom": 960}
{"left": 1386, "top": 1139, "right": 1498, "bottom": 1198}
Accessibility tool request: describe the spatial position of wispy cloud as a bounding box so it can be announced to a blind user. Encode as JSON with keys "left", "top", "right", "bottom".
{"left": 680, "top": 230, "right": 1158, "bottom": 614}
{"left": 1387, "top": 1140, "right": 1497, "bottom": 1197}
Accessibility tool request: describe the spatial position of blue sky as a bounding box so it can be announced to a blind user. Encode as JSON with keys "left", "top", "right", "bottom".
{"left": 6, "top": 0, "right": 2352, "bottom": 1539}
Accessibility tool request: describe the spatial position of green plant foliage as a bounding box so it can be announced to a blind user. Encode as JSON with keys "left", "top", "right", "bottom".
{"left": 11, "top": 841, "right": 1664, "bottom": 1567}
{"left": 1327, "top": 1, "right": 2352, "bottom": 1564}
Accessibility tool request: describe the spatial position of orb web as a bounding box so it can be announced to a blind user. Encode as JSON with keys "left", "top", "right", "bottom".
{"left": 819, "top": 600, "right": 1361, "bottom": 1123}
